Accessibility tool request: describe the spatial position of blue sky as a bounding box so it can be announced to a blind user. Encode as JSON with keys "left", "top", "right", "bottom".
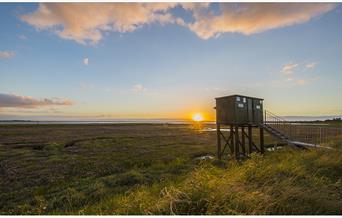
{"left": 0, "top": 3, "right": 341, "bottom": 120}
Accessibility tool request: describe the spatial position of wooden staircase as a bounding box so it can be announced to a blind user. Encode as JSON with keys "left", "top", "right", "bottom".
{"left": 259, "top": 123, "right": 308, "bottom": 149}
{"left": 260, "top": 110, "right": 320, "bottom": 149}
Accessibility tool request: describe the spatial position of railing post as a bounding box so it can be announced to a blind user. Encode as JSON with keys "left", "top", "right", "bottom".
{"left": 264, "top": 110, "right": 266, "bottom": 124}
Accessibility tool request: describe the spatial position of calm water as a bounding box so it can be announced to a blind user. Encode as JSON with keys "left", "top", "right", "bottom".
{"left": 0, "top": 116, "right": 340, "bottom": 125}
{"left": 0, "top": 119, "right": 209, "bottom": 125}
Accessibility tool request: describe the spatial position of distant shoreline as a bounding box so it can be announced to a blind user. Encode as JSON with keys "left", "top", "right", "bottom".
{"left": 0, "top": 120, "right": 204, "bottom": 125}
{"left": 0, "top": 117, "right": 341, "bottom": 125}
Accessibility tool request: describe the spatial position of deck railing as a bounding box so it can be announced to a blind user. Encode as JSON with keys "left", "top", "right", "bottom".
{"left": 264, "top": 110, "right": 342, "bottom": 145}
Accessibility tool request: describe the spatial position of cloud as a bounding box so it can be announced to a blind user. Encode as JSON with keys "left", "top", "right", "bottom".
{"left": 274, "top": 61, "right": 320, "bottom": 87}
{"left": 272, "top": 76, "right": 318, "bottom": 87}
{"left": 131, "top": 84, "right": 146, "bottom": 93}
{"left": 188, "top": 3, "right": 336, "bottom": 39}
{"left": 204, "top": 87, "right": 224, "bottom": 92}
{"left": 282, "top": 62, "right": 298, "bottom": 75}
{"left": 21, "top": 3, "right": 179, "bottom": 44}
{"left": 80, "top": 82, "right": 94, "bottom": 90}
{"left": 83, "top": 57, "right": 89, "bottom": 65}
{"left": 18, "top": 34, "right": 27, "bottom": 40}
{"left": 295, "top": 79, "right": 309, "bottom": 85}
{"left": 0, "top": 50, "right": 15, "bottom": 59}
{"left": 0, "top": 93, "right": 74, "bottom": 108}
{"left": 295, "top": 77, "right": 318, "bottom": 86}
{"left": 20, "top": 3, "right": 335, "bottom": 43}
{"left": 305, "top": 62, "right": 317, "bottom": 69}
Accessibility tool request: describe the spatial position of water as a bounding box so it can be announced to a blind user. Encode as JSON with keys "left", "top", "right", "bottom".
{"left": 0, "top": 119, "right": 216, "bottom": 125}
{"left": 0, "top": 115, "right": 340, "bottom": 125}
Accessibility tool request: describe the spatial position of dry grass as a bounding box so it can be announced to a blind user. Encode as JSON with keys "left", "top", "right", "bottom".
{"left": 84, "top": 137, "right": 342, "bottom": 215}
{"left": 0, "top": 124, "right": 341, "bottom": 215}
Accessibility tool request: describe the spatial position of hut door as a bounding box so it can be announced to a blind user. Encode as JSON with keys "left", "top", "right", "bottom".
{"left": 247, "top": 98, "right": 253, "bottom": 123}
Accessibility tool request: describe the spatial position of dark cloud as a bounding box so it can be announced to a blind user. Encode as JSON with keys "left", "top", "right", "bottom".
{"left": 0, "top": 93, "right": 74, "bottom": 108}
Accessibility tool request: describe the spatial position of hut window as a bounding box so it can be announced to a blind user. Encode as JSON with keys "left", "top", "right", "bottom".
{"left": 243, "top": 97, "right": 246, "bottom": 103}
{"left": 236, "top": 96, "right": 240, "bottom": 102}
{"left": 256, "top": 105, "right": 261, "bottom": 110}
{"left": 238, "top": 103, "right": 244, "bottom": 108}
{"left": 260, "top": 100, "right": 263, "bottom": 104}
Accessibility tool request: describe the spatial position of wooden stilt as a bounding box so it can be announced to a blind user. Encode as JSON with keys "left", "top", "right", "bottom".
{"left": 235, "top": 126, "right": 239, "bottom": 159}
{"left": 241, "top": 127, "right": 246, "bottom": 155}
{"left": 230, "top": 125, "right": 234, "bottom": 157}
{"left": 217, "top": 123, "right": 221, "bottom": 160}
{"left": 217, "top": 124, "right": 265, "bottom": 160}
{"left": 260, "top": 126, "right": 264, "bottom": 154}
{"left": 248, "top": 125, "right": 252, "bottom": 154}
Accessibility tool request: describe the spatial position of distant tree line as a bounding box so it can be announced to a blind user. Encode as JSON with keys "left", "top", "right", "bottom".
{"left": 323, "top": 117, "right": 342, "bottom": 122}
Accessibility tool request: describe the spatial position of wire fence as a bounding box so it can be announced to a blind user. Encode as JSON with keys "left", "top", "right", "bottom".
{"left": 265, "top": 110, "right": 342, "bottom": 145}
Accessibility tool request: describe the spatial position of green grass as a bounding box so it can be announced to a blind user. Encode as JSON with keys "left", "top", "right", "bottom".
{"left": 0, "top": 124, "right": 341, "bottom": 215}
{"left": 0, "top": 124, "right": 217, "bottom": 214}
{"left": 83, "top": 137, "right": 342, "bottom": 215}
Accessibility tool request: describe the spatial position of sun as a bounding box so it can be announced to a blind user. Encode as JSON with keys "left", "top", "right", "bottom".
{"left": 192, "top": 113, "right": 204, "bottom": 122}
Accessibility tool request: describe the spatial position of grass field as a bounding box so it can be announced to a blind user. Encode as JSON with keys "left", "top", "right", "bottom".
{"left": 0, "top": 124, "right": 341, "bottom": 215}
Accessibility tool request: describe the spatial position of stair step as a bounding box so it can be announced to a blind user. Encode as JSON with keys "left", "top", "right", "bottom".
{"left": 261, "top": 124, "right": 294, "bottom": 145}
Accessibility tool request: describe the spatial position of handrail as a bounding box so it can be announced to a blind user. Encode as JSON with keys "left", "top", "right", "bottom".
{"left": 265, "top": 110, "right": 286, "bottom": 123}
{"left": 264, "top": 109, "right": 342, "bottom": 146}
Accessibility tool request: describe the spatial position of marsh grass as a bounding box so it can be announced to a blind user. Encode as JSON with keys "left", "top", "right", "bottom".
{"left": 0, "top": 124, "right": 341, "bottom": 215}
{"left": 86, "top": 147, "right": 341, "bottom": 215}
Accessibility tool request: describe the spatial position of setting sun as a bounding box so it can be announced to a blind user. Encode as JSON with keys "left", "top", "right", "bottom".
{"left": 192, "top": 113, "right": 204, "bottom": 122}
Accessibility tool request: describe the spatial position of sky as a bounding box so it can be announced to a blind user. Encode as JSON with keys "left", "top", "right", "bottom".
{"left": 0, "top": 3, "right": 342, "bottom": 121}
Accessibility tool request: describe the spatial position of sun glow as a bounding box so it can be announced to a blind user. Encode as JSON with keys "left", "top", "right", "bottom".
{"left": 192, "top": 113, "right": 204, "bottom": 122}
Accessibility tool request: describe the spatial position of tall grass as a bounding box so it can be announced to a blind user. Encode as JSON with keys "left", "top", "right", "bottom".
{"left": 83, "top": 138, "right": 342, "bottom": 215}
{"left": 1, "top": 125, "right": 341, "bottom": 215}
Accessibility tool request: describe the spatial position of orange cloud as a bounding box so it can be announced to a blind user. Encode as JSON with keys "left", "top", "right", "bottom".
{"left": 21, "top": 3, "right": 336, "bottom": 43}
{"left": 188, "top": 3, "right": 336, "bottom": 39}
{"left": 21, "top": 3, "right": 178, "bottom": 44}
{"left": 0, "top": 93, "right": 74, "bottom": 108}
{"left": 0, "top": 50, "right": 15, "bottom": 59}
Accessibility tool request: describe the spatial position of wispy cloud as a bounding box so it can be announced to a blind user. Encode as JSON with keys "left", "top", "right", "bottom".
{"left": 0, "top": 50, "right": 15, "bottom": 59}
{"left": 295, "top": 79, "right": 309, "bottom": 86}
{"left": 80, "top": 82, "right": 94, "bottom": 90}
{"left": 305, "top": 62, "right": 318, "bottom": 69}
{"left": 271, "top": 77, "right": 317, "bottom": 87}
{"left": 20, "top": 3, "right": 336, "bottom": 44}
{"left": 131, "top": 84, "right": 146, "bottom": 93}
{"left": 295, "top": 77, "right": 319, "bottom": 86}
{"left": 275, "top": 61, "right": 319, "bottom": 87}
{"left": 282, "top": 62, "right": 298, "bottom": 75}
{"left": 83, "top": 57, "right": 89, "bottom": 65}
{"left": 18, "top": 34, "right": 27, "bottom": 40}
{"left": 204, "top": 87, "right": 224, "bottom": 92}
{"left": 0, "top": 93, "right": 74, "bottom": 108}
